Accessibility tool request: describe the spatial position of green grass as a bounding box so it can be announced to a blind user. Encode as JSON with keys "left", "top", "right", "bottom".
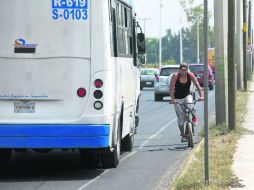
{"left": 171, "top": 90, "right": 249, "bottom": 190}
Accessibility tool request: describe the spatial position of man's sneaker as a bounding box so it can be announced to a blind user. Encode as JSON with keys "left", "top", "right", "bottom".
{"left": 192, "top": 116, "right": 198, "bottom": 126}
{"left": 181, "top": 135, "right": 187, "bottom": 142}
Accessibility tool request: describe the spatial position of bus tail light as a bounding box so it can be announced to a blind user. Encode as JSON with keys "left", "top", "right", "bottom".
{"left": 94, "top": 101, "right": 103, "bottom": 110}
{"left": 77, "top": 88, "right": 86, "bottom": 97}
{"left": 94, "top": 79, "right": 103, "bottom": 88}
{"left": 94, "top": 90, "right": 103, "bottom": 99}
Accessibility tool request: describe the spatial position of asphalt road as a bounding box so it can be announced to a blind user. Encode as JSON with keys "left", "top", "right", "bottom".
{"left": 0, "top": 88, "right": 215, "bottom": 190}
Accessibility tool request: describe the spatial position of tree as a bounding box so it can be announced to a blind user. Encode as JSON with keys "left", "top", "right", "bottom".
{"left": 145, "top": 0, "right": 214, "bottom": 65}
{"left": 146, "top": 38, "right": 159, "bottom": 64}
{"left": 180, "top": 0, "right": 214, "bottom": 63}
{"left": 162, "top": 29, "right": 178, "bottom": 63}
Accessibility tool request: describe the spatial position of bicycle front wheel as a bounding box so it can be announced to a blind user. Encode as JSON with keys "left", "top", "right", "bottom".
{"left": 187, "top": 122, "right": 194, "bottom": 148}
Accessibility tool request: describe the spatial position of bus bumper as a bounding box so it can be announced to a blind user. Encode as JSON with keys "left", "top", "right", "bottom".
{"left": 0, "top": 124, "right": 110, "bottom": 148}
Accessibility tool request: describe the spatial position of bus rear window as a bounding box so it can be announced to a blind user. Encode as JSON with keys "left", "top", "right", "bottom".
{"left": 0, "top": 1, "right": 91, "bottom": 58}
{"left": 160, "top": 68, "right": 179, "bottom": 76}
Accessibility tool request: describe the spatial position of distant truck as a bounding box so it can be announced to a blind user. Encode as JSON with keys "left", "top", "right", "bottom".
{"left": 208, "top": 48, "right": 215, "bottom": 74}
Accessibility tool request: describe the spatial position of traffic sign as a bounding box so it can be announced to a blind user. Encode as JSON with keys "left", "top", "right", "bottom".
{"left": 246, "top": 45, "right": 253, "bottom": 54}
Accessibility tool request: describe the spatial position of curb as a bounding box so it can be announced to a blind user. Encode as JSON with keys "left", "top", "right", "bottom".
{"left": 169, "top": 138, "right": 205, "bottom": 190}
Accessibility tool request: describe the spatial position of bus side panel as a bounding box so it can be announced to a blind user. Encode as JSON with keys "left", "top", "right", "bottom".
{"left": 119, "top": 57, "right": 136, "bottom": 138}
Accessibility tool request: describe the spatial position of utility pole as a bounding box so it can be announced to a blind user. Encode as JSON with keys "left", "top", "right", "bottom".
{"left": 228, "top": 0, "right": 236, "bottom": 130}
{"left": 139, "top": 18, "right": 150, "bottom": 36}
{"left": 197, "top": 17, "right": 200, "bottom": 63}
{"left": 180, "top": 18, "right": 183, "bottom": 64}
{"left": 248, "top": 0, "right": 252, "bottom": 79}
{"left": 204, "top": 0, "right": 209, "bottom": 185}
{"left": 185, "top": 10, "right": 202, "bottom": 64}
{"left": 236, "top": 0, "right": 243, "bottom": 90}
{"left": 139, "top": 17, "right": 150, "bottom": 64}
{"left": 214, "top": 0, "right": 228, "bottom": 125}
{"left": 253, "top": 29, "right": 254, "bottom": 71}
{"left": 243, "top": 0, "right": 248, "bottom": 90}
{"left": 159, "top": 0, "right": 162, "bottom": 70}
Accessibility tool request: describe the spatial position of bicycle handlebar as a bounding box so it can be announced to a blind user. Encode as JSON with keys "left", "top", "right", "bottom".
{"left": 169, "top": 99, "right": 199, "bottom": 105}
{"left": 169, "top": 99, "right": 199, "bottom": 113}
{"left": 176, "top": 99, "right": 199, "bottom": 105}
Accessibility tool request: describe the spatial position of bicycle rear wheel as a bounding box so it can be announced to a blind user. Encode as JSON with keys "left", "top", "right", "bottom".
{"left": 187, "top": 122, "right": 194, "bottom": 148}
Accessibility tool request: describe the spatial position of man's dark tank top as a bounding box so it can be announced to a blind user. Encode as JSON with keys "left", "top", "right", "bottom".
{"left": 174, "top": 73, "right": 191, "bottom": 99}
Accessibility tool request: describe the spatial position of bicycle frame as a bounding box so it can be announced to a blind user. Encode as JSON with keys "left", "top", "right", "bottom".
{"left": 176, "top": 100, "right": 198, "bottom": 125}
{"left": 175, "top": 100, "right": 198, "bottom": 148}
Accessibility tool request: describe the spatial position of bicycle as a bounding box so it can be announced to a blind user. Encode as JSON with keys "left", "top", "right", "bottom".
{"left": 173, "top": 100, "right": 199, "bottom": 148}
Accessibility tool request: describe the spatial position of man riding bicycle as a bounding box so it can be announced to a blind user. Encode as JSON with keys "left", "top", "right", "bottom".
{"left": 169, "top": 63, "right": 204, "bottom": 142}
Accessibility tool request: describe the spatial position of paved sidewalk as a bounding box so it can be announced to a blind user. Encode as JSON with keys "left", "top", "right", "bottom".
{"left": 231, "top": 80, "right": 254, "bottom": 189}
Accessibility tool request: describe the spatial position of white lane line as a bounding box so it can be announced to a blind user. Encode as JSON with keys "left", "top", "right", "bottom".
{"left": 78, "top": 170, "right": 109, "bottom": 190}
{"left": 120, "top": 151, "right": 137, "bottom": 162}
{"left": 121, "top": 118, "right": 178, "bottom": 161}
{"left": 120, "top": 117, "right": 177, "bottom": 163}
{"left": 77, "top": 118, "right": 177, "bottom": 190}
{"left": 138, "top": 118, "right": 177, "bottom": 150}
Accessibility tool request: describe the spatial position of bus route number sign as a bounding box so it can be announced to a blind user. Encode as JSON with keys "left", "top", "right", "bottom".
{"left": 52, "top": 0, "right": 88, "bottom": 21}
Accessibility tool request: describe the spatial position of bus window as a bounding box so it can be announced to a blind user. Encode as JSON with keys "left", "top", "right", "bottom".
{"left": 108, "top": 0, "right": 112, "bottom": 22}
{"left": 117, "top": 3, "right": 122, "bottom": 26}
{"left": 109, "top": 0, "right": 114, "bottom": 56}
{"left": 127, "top": 9, "right": 133, "bottom": 55}
{"left": 109, "top": 0, "right": 117, "bottom": 57}
{"left": 124, "top": 7, "right": 128, "bottom": 28}
{"left": 116, "top": 3, "right": 133, "bottom": 57}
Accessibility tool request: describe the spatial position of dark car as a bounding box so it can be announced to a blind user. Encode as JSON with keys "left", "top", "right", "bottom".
{"left": 140, "top": 68, "right": 159, "bottom": 90}
{"left": 188, "top": 63, "right": 214, "bottom": 90}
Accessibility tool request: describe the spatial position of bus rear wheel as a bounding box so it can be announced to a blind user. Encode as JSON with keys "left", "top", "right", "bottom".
{"left": 121, "top": 133, "right": 134, "bottom": 151}
{"left": 79, "top": 150, "right": 99, "bottom": 169}
{"left": 0, "top": 149, "right": 12, "bottom": 169}
{"left": 101, "top": 124, "right": 121, "bottom": 168}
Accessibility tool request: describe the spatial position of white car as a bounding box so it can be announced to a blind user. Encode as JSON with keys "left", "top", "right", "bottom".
{"left": 154, "top": 65, "right": 196, "bottom": 101}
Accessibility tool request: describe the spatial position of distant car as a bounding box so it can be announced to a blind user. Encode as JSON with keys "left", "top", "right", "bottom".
{"left": 154, "top": 65, "right": 196, "bottom": 101}
{"left": 188, "top": 63, "right": 214, "bottom": 90}
{"left": 140, "top": 68, "right": 159, "bottom": 90}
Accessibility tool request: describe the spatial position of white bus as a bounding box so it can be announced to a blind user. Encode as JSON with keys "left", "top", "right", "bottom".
{"left": 0, "top": 0, "right": 145, "bottom": 168}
